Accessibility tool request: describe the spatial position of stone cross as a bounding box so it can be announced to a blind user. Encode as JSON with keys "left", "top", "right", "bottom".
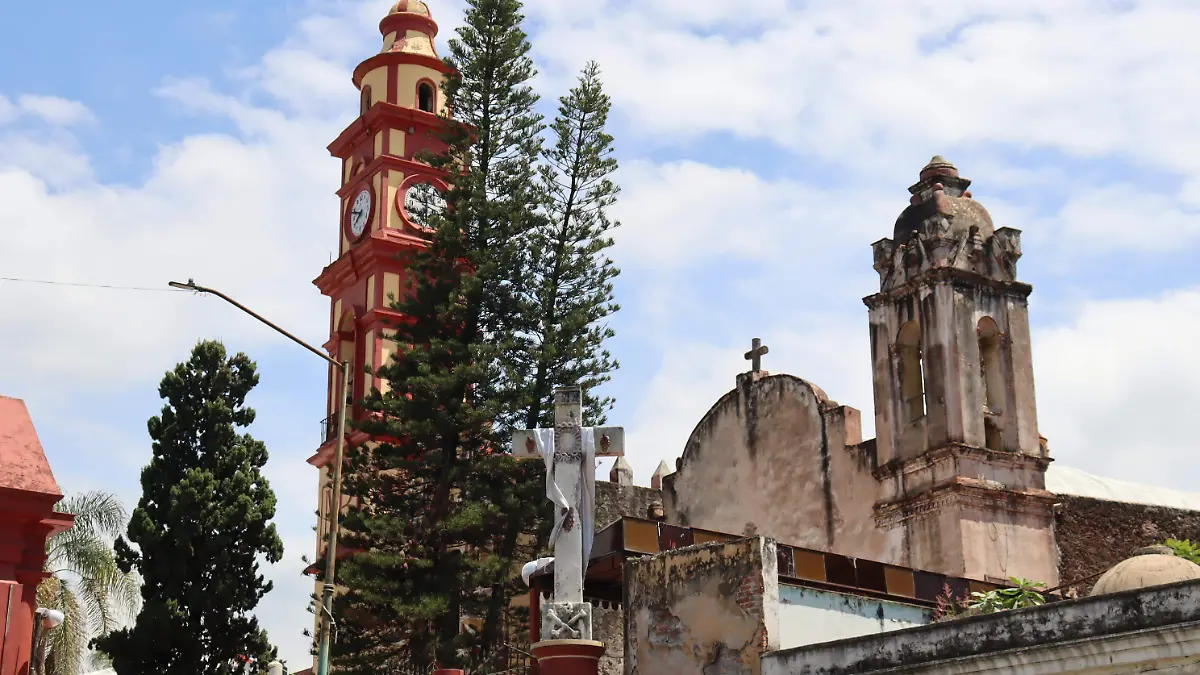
{"left": 512, "top": 386, "right": 624, "bottom": 641}
{"left": 745, "top": 337, "right": 769, "bottom": 372}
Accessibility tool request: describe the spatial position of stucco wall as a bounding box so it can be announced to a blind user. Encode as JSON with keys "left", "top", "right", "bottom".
{"left": 625, "top": 537, "right": 779, "bottom": 675}
{"left": 663, "top": 374, "right": 891, "bottom": 563}
{"left": 593, "top": 600, "right": 624, "bottom": 675}
{"left": 776, "top": 585, "right": 931, "bottom": 649}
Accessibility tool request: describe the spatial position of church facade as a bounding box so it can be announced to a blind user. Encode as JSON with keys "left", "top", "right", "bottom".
{"left": 664, "top": 156, "right": 1058, "bottom": 587}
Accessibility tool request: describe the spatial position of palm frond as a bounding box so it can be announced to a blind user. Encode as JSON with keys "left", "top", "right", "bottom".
{"left": 54, "top": 491, "right": 128, "bottom": 537}
{"left": 37, "top": 576, "right": 89, "bottom": 675}
{"left": 38, "top": 490, "right": 141, "bottom": 674}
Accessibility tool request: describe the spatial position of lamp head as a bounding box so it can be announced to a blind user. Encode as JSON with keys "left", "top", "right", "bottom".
{"left": 34, "top": 608, "right": 64, "bottom": 628}
{"left": 168, "top": 279, "right": 197, "bottom": 291}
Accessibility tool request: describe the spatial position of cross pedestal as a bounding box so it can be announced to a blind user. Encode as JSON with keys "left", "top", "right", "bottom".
{"left": 513, "top": 387, "right": 624, "bottom": 675}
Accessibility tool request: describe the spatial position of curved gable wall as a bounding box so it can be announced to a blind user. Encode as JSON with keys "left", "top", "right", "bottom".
{"left": 663, "top": 375, "right": 895, "bottom": 561}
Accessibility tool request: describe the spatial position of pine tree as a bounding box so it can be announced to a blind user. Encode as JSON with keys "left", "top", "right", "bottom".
{"left": 96, "top": 340, "right": 284, "bottom": 674}
{"left": 524, "top": 61, "right": 621, "bottom": 429}
{"left": 330, "top": 0, "right": 550, "bottom": 672}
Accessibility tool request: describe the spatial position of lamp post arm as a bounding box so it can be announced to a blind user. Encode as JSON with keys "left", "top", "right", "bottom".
{"left": 169, "top": 280, "right": 338, "bottom": 369}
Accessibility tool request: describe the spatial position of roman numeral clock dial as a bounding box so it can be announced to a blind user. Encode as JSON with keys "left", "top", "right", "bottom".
{"left": 347, "top": 187, "right": 372, "bottom": 239}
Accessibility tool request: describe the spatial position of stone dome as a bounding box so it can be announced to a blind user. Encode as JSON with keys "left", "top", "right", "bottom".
{"left": 892, "top": 156, "right": 994, "bottom": 247}
{"left": 1089, "top": 545, "right": 1200, "bottom": 596}
{"left": 389, "top": 0, "right": 432, "bottom": 17}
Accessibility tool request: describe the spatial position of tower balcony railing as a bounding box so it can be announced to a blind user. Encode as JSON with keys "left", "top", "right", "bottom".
{"left": 320, "top": 410, "right": 341, "bottom": 445}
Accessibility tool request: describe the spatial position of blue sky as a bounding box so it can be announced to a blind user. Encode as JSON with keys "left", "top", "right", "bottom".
{"left": 4, "top": 0, "right": 1200, "bottom": 668}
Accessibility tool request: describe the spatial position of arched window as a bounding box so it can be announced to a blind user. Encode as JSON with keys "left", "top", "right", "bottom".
{"left": 977, "top": 317, "right": 1005, "bottom": 450}
{"left": 417, "top": 82, "right": 435, "bottom": 113}
{"left": 360, "top": 85, "right": 372, "bottom": 116}
{"left": 897, "top": 321, "right": 926, "bottom": 422}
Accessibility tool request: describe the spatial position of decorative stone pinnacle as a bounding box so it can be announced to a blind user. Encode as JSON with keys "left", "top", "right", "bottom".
{"left": 651, "top": 460, "right": 672, "bottom": 489}
{"left": 609, "top": 456, "right": 633, "bottom": 486}
{"left": 919, "top": 155, "right": 959, "bottom": 182}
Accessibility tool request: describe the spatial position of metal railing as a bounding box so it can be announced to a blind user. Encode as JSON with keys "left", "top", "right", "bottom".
{"left": 320, "top": 410, "right": 342, "bottom": 444}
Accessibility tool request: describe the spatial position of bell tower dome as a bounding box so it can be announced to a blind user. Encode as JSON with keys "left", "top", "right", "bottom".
{"left": 865, "top": 157, "right": 1057, "bottom": 586}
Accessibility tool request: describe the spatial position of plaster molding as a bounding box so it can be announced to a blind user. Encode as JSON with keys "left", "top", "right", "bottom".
{"left": 874, "top": 479, "right": 1057, "bottom": 528}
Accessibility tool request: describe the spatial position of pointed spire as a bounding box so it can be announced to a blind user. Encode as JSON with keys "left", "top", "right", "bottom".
{"left": 651, "top": 460, "right": 673, "bottom": 490}
{"left": 609, "top": 456, "right": 633, "bottom": 487}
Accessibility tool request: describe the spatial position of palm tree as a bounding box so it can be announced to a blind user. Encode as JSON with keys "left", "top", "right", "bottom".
{"left": 35, "top": 491, "right": 140, "bottom": 675}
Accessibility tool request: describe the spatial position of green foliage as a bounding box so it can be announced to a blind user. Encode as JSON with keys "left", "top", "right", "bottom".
{"left": 35, "top": 491, "right": 140, "bottom": 675}
{"left": 332, "top": 0, "right": 554, "bottom": 672}
{"left": 1164, "top": 539, "right": 1200, "bottom": 564}
{"left": 95, "top": 340, "right": 284, "bottom": 674}
{"left": 967, "top": 577, "right": 1047, "bottom": 613}
{"left": 522, "top": 61, "right": 621, "bottom": 429}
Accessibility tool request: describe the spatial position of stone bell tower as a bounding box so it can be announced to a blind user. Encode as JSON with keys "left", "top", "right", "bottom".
{"left": 866, "top": 157, "right": 1058, "bottom": 585}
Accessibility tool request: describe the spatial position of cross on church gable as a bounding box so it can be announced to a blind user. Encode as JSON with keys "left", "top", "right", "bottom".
{"left": 745, "top": 337, "right": 769, "bottom": 373}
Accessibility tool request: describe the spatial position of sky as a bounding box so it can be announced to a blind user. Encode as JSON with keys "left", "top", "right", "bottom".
{"left": 4, "top": 0, "right": 1200, "bottom": 668}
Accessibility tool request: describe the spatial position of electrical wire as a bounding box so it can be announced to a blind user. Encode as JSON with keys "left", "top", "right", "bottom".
{"left": 0, "top": 276, "right": 182, "bottom": 292}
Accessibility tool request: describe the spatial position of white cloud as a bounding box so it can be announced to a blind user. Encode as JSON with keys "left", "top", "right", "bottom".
{"left": 611, "top": 159, "right": 897, "bottom": 269}
{"left": 526, "top": 0, "right": 1200, "bottom": 181}
{"left": 0, "top": 95, "right": 16, "bottom": 124}
{"left": 16, "top": 94, "right": 96, "bottom": 126}
{"left": 1033, "top": 288, "right": 1200, "bottom": 490}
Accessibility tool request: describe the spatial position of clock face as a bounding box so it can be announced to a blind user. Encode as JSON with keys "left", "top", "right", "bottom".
{"left": 403, "top": 181, "right": 447, "bottom": 230}
{"left": 348, "top": 188, "right": 372, "bottom": 238}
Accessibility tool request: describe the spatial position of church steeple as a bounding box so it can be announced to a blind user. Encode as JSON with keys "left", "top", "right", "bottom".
{"left": 866, "top": 156, "right": 1036, "bottom": 462}
{"left": 865, "top": 157, "right": 1056, "bottom": 586}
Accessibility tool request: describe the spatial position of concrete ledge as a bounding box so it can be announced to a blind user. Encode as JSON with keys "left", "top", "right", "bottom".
{"left": 762, "top": 578, "right": 1200, "bottom": 675}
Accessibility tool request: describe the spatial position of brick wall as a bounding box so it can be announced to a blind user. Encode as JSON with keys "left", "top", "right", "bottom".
{"left": 735, "top": 575, "right": 768, "bottom": 648}
{"left": 1055, "top": 495, "right": 1200, "bottom": 596}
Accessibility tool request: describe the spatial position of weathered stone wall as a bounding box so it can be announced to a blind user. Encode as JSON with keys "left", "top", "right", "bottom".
{"left": 596, "top": 481, "right": 662, "bottom": 531}
{"left": 662, "top": 374, "right": 893, "bottom": 563}
{"left": 762, "top": 578, "right": 1200, "bottom": 675}
{"left": 593, "top": 600, "right": 624, "bottom": 675}
{"left": 1055, "top": 495, "right": 1200, "bottom": 596}
{"left": 625, "top": 537, "right": 779, "bottom": 675}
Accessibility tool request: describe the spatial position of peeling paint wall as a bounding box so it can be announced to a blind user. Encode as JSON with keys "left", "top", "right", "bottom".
{"left": 625, "top": 537, "right": 778, "bottom": 675}
{"left": 663, "top": 374, "right": 892, "bottom": 563}
{"left": 776, "top": 584, "right": 931, "bottom": 648}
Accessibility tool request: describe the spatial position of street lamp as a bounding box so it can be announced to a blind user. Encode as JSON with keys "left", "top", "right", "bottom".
{"left": 30, "top": 607, "right": 65, "bottom": 675}
{"left": 170, "top": 279, "right": 349, "bottom": 675}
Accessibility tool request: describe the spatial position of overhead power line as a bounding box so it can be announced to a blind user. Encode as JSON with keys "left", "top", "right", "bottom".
{"left": 0, "top": 276, "right": 182, "bottom": 292}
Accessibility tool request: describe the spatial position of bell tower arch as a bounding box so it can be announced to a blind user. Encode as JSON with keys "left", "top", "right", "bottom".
{"left": 866, "top": 157, "right": 1057, "bottom": 586}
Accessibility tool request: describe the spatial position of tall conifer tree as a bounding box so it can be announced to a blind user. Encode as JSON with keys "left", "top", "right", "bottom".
{"left": 96, "top": 340, "right": 283, "bottom": 674}
{"left": 523, "top": 61, "right": 621, "bottom": 429}
{"left": 331, "top": 0, "right": 550, "bottom": 671}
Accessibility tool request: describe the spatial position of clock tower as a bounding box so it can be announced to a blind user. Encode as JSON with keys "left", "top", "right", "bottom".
{"left": 304, "top": 0, "right": 453, "bottom": 659}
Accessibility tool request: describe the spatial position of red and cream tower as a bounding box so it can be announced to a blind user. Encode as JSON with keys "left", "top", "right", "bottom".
{"left": 304, "top": 0, "right": 452, "bottom": 652}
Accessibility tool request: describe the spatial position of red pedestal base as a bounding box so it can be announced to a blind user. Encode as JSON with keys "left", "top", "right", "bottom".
{"left": 531, "top": 640, "right": 604, "bottom": 675}
{"left": 433, "top": 670, "right": 464, "bottom": 675}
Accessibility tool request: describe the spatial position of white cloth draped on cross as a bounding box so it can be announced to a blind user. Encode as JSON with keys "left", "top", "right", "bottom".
{"left": 514, "top": 386, "right": 624, "bottom": 612}
{"left": 525, "top": 427, "right": 598, "bottom": 564}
